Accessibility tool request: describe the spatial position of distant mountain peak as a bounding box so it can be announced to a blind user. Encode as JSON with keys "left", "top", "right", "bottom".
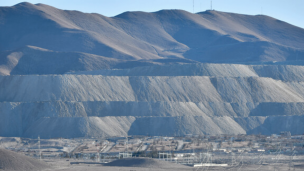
{"left": 13, "top": 1, "right": 36, "bottom": 8}
{"left": 14, "top": 2, "right": 33, "bottom": 6}
{"left": 0, "top": 2, "right": 304, "bottom": 70}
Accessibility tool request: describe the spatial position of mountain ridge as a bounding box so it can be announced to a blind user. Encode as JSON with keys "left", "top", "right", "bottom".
{"left": 1, "top": 2, "right": 304, "bottom": 76}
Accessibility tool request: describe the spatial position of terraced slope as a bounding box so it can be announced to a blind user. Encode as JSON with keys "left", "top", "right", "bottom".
{"left": 1, "top": 64, "right": 304, "bottom": 138}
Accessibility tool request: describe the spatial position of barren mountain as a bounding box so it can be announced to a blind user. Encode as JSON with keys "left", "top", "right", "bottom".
{"left": 1, "top": 2, "right": 304, "bottom": 138}
{"left": 1, "top": 2, "right": 304, "bottom": 75}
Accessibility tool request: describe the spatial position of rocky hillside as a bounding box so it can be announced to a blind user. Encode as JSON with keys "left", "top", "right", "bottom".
{"left": 0, "top": 148, "right": 50, "bottom": 170}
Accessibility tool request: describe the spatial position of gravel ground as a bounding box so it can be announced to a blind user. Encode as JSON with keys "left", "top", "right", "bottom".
{"left": 0, "top": 148, "right": 50, "bottom": 171}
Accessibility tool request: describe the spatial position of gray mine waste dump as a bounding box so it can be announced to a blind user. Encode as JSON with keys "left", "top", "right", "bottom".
{"left": 2, "top": 64, "right": 304, "bottom": 138}
{"left": 1, "top": 2, "right": 304, "bottom": 138}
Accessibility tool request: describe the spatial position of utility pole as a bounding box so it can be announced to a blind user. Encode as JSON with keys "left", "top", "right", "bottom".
{"left": 38, "top": 136, "right": 41, "bottom": 160}
{"left": 96, "top": 145, "right": 99, "bottom": 162}
{"left": 193, "top": 0, "right": 194, "bottom": 13}
{"left": 211, "top": 0, "right": 213, "bottom": 10}
{"left": 126, "top": 136, "right": 129, "bottom": 156}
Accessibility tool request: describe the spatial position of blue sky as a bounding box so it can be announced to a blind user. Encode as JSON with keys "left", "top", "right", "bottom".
{"left": 1, "top": 0, "right": 303, "bottom": 28}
